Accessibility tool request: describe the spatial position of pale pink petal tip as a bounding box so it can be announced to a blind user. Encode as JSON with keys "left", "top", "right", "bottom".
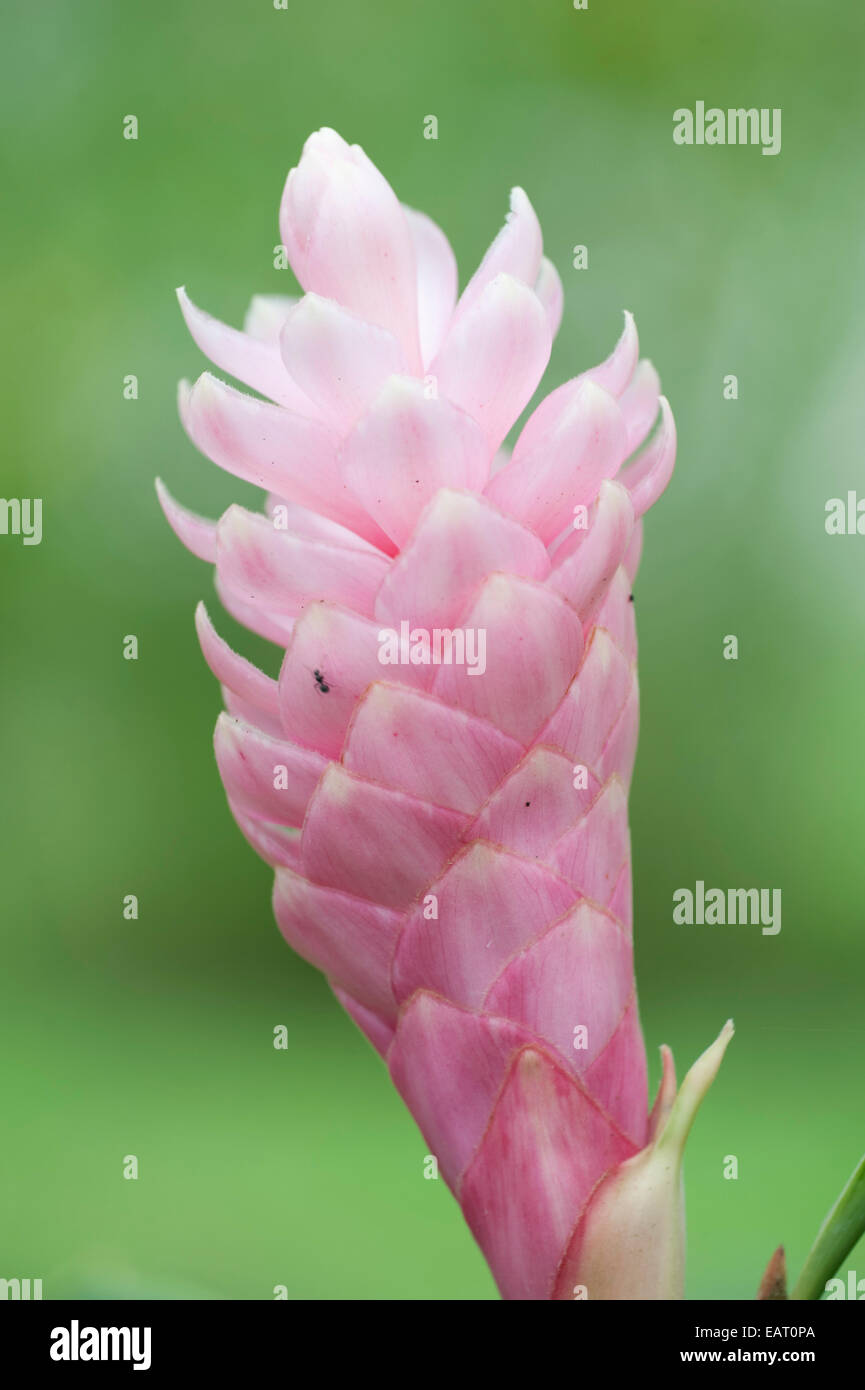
{"left": 620, "top": 395, "right": 677, "bottom": 516}
{"left": 155, "top": 477, "right": 216, "bottom": 563}
{"left": 587, "top": 309, "right": 639, "bottom": 397}
{"left": 534, "top": 257, "right": 564, "bottom": 338}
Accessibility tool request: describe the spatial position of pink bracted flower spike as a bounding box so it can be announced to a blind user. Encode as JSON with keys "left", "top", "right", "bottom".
{"left": 160, "top": 127, "right": 735, "bottom": 1301}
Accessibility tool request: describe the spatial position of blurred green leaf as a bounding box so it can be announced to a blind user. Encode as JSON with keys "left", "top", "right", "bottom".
{"left": 792, "top": 1154, "right": 865, "bottom": 1300}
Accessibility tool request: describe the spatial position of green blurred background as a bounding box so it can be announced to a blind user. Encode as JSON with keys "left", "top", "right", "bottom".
{"left": 2, "top": 0, "right": 864, "bottom": 1300}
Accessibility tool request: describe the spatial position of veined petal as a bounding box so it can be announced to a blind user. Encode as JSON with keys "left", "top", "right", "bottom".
{"left": 177, "top": 287, "right": 317, "bottom": 414}
{"left": 179, "top": 372, "right": 386, "bottom": 542}
{"left": 431, "top": 574, "right": 583, "bottom": 744}
{"left": 461, "top": 1046, "right": 636, "bottom": 1300}
{"left": 619, "top": 395, "right": 677, "bottom": 517}
{"left": 332, "top": 985, "right": 396, "bottom": 1058}
{"left": 455, "top": 188, "right": 543, "bottom": 321}
{"left": 343, "top": 683, "right": 523, "bottom": 815}
{"left": 155, "top": 478, "right": 216, "bottom": 563}
{"left": 483, "top": 901, "right": 635, "bottom": 1076}
{"left": 548, "top": 778, "right": 630, "bottom": 906}
{"left": 547, "top": 480, "right": 635, "bottom": 623}
{"left": 214, "top": 575, "right": 295, "bottom": 648}
{"left": 195, "top": 601, "right": 281, "bottom": 720}
{"left": 389, "top": 993, "right": 533, "bottom": 1190}
{"left": 594, "top": 566, "right": 637, "bottom": 660}
{"left": 213, "top": 713, "right": 327, "bottom": 826}
{"left": 583, "top": 999, "right": 648, "bottom": 1146}
{"left": 609, "top": 861, "right": 633, "bottom": 935}
{"left": 619, "top": 359, "right": 661, "bottom": 454}
{"left": 534, "top": 257, "right": 564, "bottom": 339}
{"left": 485, "top": 379, "right": 627, "bottom": 543}
{"left": 227, "top": 799, "right": 303, "bottom": 870}
{"left": 432, "top": 273, "right": 551, "bottom": 451}
{"left": 221, "top": 685, "right": 285, "bottom": 740}
{"left": 301, "top": 765, "right": 470, "bottom": 909}
{"left": 277, "top": 602, "right": 431, "bottom": 758}
{"left": 392, "top": 842, "right": 576, "bottom": 1010}
{"left": 342, "top": 378, "right": 490, "bottom": 548}
{"left": 263, "top": 495, "right": 390, "bottom": 555}
{"left": 279, "top": 128, "right": 422, "bottom": 369}
{"left": 278, "top": 293, "right": 408, "bottom": 432}
{"left": 467, "top": 746, "right": 601, "bottom": 858}
{"left": 215, "top": 505, "right": 389, "bottom": 619}
{"left": 403, "top": 205, "right": 458, "bottom": 367}
{"left": 623, "top": 518, "right": 643, "bottom": 583}
{"left": 375, "top": 488, "right": 549, "bottom": 632}
{"left": 597, "top": 680, "right": 639, "bottom": 788}
{"left": 243, "top": 294, "right": 298, "bottom": 343}
{"left": 585, "top": 311, "right": 639, "bottom": 397}
{"left": 273, "top": 868, "right": 403, "bottom": 1020}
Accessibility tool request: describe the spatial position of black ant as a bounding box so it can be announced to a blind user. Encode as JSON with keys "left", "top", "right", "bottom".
{"left": 313, "top": 668, "right": 330, "bottom": 694}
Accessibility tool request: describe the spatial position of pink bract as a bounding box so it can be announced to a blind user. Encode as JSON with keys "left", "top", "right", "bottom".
{"left": 161, "top": 128, "right": 730, "bottom": 1301}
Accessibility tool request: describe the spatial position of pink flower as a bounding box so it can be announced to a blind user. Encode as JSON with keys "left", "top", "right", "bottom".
{"left": 160, "top": 128, "right": 731, "bottom": 1300}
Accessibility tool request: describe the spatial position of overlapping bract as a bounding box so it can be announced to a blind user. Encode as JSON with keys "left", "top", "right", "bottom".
{"left": 161, "top": 129, "right": 677, "bottom": 1300}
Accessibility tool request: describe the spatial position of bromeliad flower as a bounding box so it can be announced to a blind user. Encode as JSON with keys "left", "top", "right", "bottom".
{"left": 159, "top": 127, "right": 734, "bottom": 1300}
